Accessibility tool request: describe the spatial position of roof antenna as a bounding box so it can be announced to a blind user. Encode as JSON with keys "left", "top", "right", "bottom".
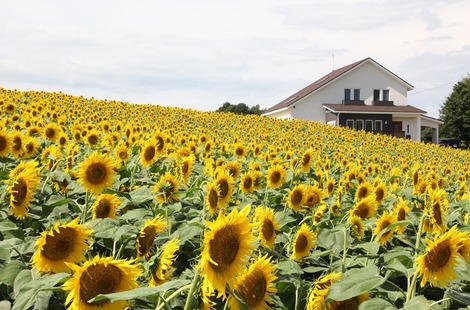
{"left": 332, "top": 53, "right": 335, "bottom": 71}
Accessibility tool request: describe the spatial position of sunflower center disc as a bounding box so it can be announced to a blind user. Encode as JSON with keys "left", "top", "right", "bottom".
{"left": 79, "top": 264, "right": 122, "bottom": 306}
{"left": 218, "top": 180, "right": 229, "bottom": 198}
{"left": 426, "top": 242, "right": 451, "bottom": 270}
{"left": 240, "top": 269, "right": 267, "bottom": 307}
{"left": 0, "top": 137, "right": 6, "bottom": 151}
{"left": 262, "top": 219, "right": 274, "bottom": 240}
{"left": 270, "top": 171, "right": 280, "bottom": 183}
{"left": 295, "top": 234, "right": 308, "bottom": 253}
{"left": 209, "top": 226, "right": 240, "bottom": 272}
{"left": 42, "top": 227, "right": 75, "bottom": 261}
{"left": 12, "top": 178, "right": 28, "bottom": 206}
{"left": 96, "top": 200, "right": 111, "bottom": 218}
{"left": 291, "top": 190, "right": 303, "bottom": 205}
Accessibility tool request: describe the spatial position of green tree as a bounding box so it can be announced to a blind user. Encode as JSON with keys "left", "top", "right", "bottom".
{"left": 216, "top": 102, "right": 264, "bottom": 115}
{"left": 439, "top": 75, "right": 470, "bottom": 147}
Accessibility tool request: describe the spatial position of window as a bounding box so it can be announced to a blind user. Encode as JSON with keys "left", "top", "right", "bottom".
{"left": 344, "top": 88, "right": 351, "bottom": 100}
{"left": 356, "top": 120, "right": 364, "bottom": 130}
{"left": 383, "top": 89, "right": 390, "bottom": 101}
{"left": 373, "top": 89, "right": 380, "bottom": 101}
{"left": 375, "top": 120, "right": 383, "bottom": 132}
{"left": 354, "top": 89, "right": 360, "bottom": 100}
{"left": 406, "top": 124, "right": 410, "bottom": 134}
{"left": 346, "top": 119, "right": 354, "bottom": 128}
{"left": 365, "top": 120, "right": 373, "bottom": 131}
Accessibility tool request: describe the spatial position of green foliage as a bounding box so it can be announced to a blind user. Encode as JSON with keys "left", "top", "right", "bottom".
{"left": 439, "top": 75, "right": 470, "bottom": 147}
{"left": 216, "top": 102, "right": 264, "bottom": 115}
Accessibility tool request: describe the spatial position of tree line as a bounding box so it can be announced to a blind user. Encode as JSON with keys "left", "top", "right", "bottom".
{"left": 216, "top": 102, "right": 265, "bottom": 115}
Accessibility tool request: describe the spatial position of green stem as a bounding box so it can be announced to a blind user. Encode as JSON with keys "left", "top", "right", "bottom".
{"left": 155, "top": 284, "right": 192, "bottom": 310}
{"left": 341, "top": 227, "right": 348, "bottom": 273}
{"left": 405, "top": 214, "right": 426, "bottom": 302}
{"left": 429, "top": 297, "right": 451, "bottom": 307}
{"left": 184, "top": 268, "right": 201, "bottom": 310}
{"left": 115, "top": 235, "right": 135, "bottom": 259}
{"left": 81, "top": 191, "right": 90, "bottom": 224}
{"left": 11, "top": 245, "right": 27, "bottom": 266}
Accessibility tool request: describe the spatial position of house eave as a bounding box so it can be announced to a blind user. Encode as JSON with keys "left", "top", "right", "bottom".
{"left": 261, "top": 106, "right": 289, "bottom": 117}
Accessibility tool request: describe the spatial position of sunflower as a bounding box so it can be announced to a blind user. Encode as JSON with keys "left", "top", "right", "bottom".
{"left": 91, "top": 193, "right": 121, "bottom": 219}
{"left": 306, "top": 272, "right": 369, "bottom": 310}
{"left": 114, "top": 141, "right": 130, "bottom": 166}
{"left": 140, "top": 138, "right": 158, "bottom": 167}
{"left": 154, "top": 172, "right": 179, "bottom": 204}
{"left": 373, "top": 211, "right": 397, "bottom": 246}
{"left": 325, "top": 178, "right": 336, "bottom": 196}
{"left": 136, "top": 216, "right": 166, "bottom": 259}
{"left": 7, "top": 163, "right": 41, "bottom": 219}
{"left": 373, "top": 181, "right": 387, "bottom": 205}
{"left": 0, "top": 128, "right": 12, "bottom": 157}
{"left": 253, "top": 205, "right": 279, "bottom": 249}
{"left": 62, "top": 255, "right": 141, "bottom": 310}
{"left": 10, "top": 131, "right": 26, "bottom": 158}
{"left": 239, "top": 172, "right": 254, "bottom": 194}
{"left": 200, "top": 205, "right": 255, "bottom": 298}
{"left": 23, "top": 136, "right": 41, "bottom": 159}
{"left": 426, "top": 187, "right": 448, "bottom": 234}
{"left": 415, "top": 226, "right": 463, "bottom": 288}
{"left": 57, "top": 132, "right": 69, "bottom": 148}
{"left": 43, "top": 122, "right": 62, "bottom": 141}
{"left": 349, "top": 195, "right": 377, "bottom": 220}
{"left": 291, "top": 223, "right": 316, "bottom": 260}
{"left": 179, "top": 155, "right": 194, "bottom": 184}
{"left": 31, "top": 218, "right": 93, "bottom": 273}
{"left": 355, "top": 181, "right": 373, "bottom": 201}
{"left": 154, "top": 131, "right": 166, "bottom": 154}
{"left": 305, "top": 184, "right": 325, "bottom": 208}
{"left": 312, "top": 204, "right": 327, "bottom": 225}
{"left": 77, "top": 151, "right": 116, "bottom": 195}
{"left": 348, "top": 214, "right": 365, "bottom": 240}
{"left": 149, "top": 238, "right": 180, "bottom": 286}
{"left": 214, "top": 170, "right": 234, "bottom": 208}
{"left": 393, "top": 198, "right": 410, "bottom": 234}
{"left": 233, "top": 143, "right": 246, "bottom": 158}
{"left": 85, "top": 130, "right": 101, "bottom": 147}
{"left": 223, "top": 161, "right": 241, "bottom": 180}
{"left": 286, "top": 184, "right": 306, "bottom": 211}
{"left": 206, "top": 181, "right": 221, "bottom": 216}
{"left": 266, "top": 164, "right": 286, "bottom": 189}
{"left": 300, "top": 149, "right": 314, "bottom": 172}
{"left": 227, "top": 253, "right": 277, "bottom": 310}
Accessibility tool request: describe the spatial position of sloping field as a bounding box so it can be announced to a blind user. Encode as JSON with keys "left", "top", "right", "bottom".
{"left": 0, "top": 87, "right": 469, "bottom": 309}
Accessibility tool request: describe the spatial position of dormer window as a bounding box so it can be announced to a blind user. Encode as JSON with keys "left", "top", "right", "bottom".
{"left": 344, "top": 88, "right": 351, "bottom": 100}
{"left": 354, "top": 89, "right": 360, "bottom": 100}
{"left": 374, "top": 89, "right": 380, "bottom": 101}
{"left": 373, "top": 89, "right": 393, "bottom": 106}
{"left": 383, "top": 89, "right": 390, "bottom": 101}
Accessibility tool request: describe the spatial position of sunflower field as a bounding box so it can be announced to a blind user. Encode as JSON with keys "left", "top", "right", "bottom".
{"left": 0, "top": 87, "right": 469, "bottom": 310}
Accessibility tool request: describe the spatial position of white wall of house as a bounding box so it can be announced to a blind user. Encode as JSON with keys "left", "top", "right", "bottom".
{"left": 288, "top": 61, "right": 411, "bottom": 122}
{"left": 263, "top": 108, "right": 292, "bottom": 119}
{"left": 393, "top": 116, "right": 421, "bottom": 141}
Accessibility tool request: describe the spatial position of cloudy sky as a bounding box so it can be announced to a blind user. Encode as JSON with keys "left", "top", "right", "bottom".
{"left": 1, "top": 0, "right": 469, "bottom": 118}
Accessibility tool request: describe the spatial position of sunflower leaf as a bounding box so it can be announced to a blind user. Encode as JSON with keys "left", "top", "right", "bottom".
{"left": 359, "top": 298, "right": 397, "bottom": 310}
{"left": 447, "top": 286, "right": 470, "bottom": 306}
{"left": 89, "top": 279, "right": 191, "bottom": 302}
{"left": 0, "top": 261, "right": 26, "bottom": 286}
{"left": 401, "top": 295, "right": 430, "bottom": 309}
{"left": 12, "top": 272, "right": 70, "bottom": 310}
{"left": 325, "top": 266, "right": 386, "bottom": 302}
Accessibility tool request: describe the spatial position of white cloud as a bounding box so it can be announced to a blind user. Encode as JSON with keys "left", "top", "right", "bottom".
{"left": 0, "top": 0, "right": 469, "bottom": 116}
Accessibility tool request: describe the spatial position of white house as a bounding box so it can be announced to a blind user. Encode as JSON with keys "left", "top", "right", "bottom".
{"left": 262, "top": 57, "right": 443, "bottom": 143}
